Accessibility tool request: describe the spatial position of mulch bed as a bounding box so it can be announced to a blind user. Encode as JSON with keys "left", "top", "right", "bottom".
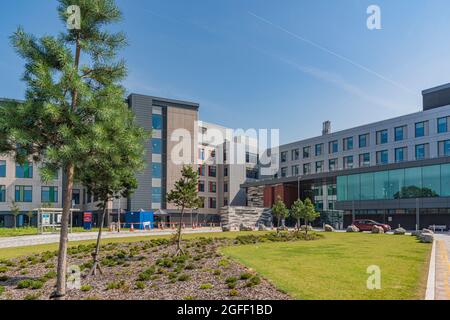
{"left": 0, "top": 236, "right": 290, "bottom": 300}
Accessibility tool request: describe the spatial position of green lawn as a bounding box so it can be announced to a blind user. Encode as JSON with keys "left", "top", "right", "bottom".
{"left": 0, "top": 227, "right": 110, "bottom": 238}
{"left": 220, "top": 232, "right": 431, "bottom": 300}
{"left": 0, "top": 231, "right": 266, "bottom": 260}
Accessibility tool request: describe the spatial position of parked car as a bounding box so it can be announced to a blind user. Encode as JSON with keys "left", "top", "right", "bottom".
{"left": 353, "top": 219, "right": 391, "bottom": 232}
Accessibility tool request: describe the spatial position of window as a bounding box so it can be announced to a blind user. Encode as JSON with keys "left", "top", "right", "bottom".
{"left": 359, "top": 134, "right": 369, "bottom": 148}
{"left": 303, "top": 163, "right": 311, "bottom": 175}
{"left": 198, "top": 181, "right": 205, "bottom": 192}
{"left": 0, "top": 186, "right": 5, "bottom": 202}
{"left": 224, "top": 167, "right": 228, "bottom": 177}
{"left": 16, "top": 162, "right": 33, "bottom": 178}
{"left": 291, "top": 149, "right": 300, "bottom": 161}
{"left": 395, "top": 126, "right": 406, "bottom": 141}
{"left": 224, "top": 183, "right": 228, "bottom": 193}
{"left": 209, "top": 182, "right": 217, "bottom": 193}
{"left": 0, "top": 160, "right": 5, "bottom": 177}
{"left": 281, "top": 167, "right": 288, "bottom": 177}
{"left": 208, "top": 166, "right": 217, "bottom": 177}
{"left": 359, "top": 153, "right": 370, "bottom": 167}
{"left": 152, "top": 163, "right": 162, "bottom": 179}
{"left": 246, "top": 168, "right": 259, "bottom": 179}
{"left": 328, "top": 185, "right": 337, "bottom": 196}
{"left": 152, "top": 114, "right": 163, "bottom": 130}
{"left": 224, "top": 198, "right": 229, "bottom": 206}
{"left": 343, "top": 137, "right": 353, "bottom": 151}
{"left": 152, "top": 139, "right": 162, "bottom": 154}
{"left": 292, "top": 165, "right": 299, "bottom": 176}
{"left": 199, "top": 149, "right": 205, "bottom": 160}
{"left": 343, "top": 156, "right": 354, "bottom": 169}
{"left": 87, "top": 191, "right": 92, "bottom": 204}
{"left": 72, "top": 189, "right": 80, "bottom": 205}
{"left": 329, "top": 141, "right": 338, "bottom": 153}
{"left": 152, "top": 187, "right": 162, "bottom": 204}
{"left": 42, "top": 186, "right": 58, "bottom": 203}
{"left": 376, "top": 130, "right": 388, "bottom": 145}
{"left": 315, "top": 144, "right": 323, "bottom": 157}
{"left": 198, "top": 165, "right": 205, "bottom": 176}
{"left": 209, "top": 197, "right": 216, "bottom": 209}
{"left": 15, "top": 186, "right": 32, "bottom": 202}
{"left": 415, "top": 144, "right": 428, "bottom": 160}
{"left": 281, "top": 152, "right": 287, "bottom": 163}
{"left": 438, "top": 140, "right": 450, "bottom": 157}
{"left": 83, "top": 189, "right": 86, "bottom": 205}
{"left": 316, "top": 161, "right": 324, "bottom": 173}
{"left": 438, "top": 117, "right": 448, "bottom": 134}
{"left": 415, "top": 121, "right": 427, "bottom": 138}
{"left": 395, "top": 147, "right": 407, "bottom": 163}
{"left": 303, "top": 146, "right": 311, "bottom": 159}
{"left": 329, "top": 159, "right": 338, "bottom": 171}
{"left": 246, "top": 152, "right": 258, "bottom": 164}
{"left": 376, "top": 150, "right": 389, "bottom": 165}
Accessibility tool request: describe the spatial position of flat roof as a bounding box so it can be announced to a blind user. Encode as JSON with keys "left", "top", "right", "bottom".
{"left": 128, "top": 93, "right": 199, "bottom": 110}
{"left": 422, "top": 83, "right": 450, "bottom": 95}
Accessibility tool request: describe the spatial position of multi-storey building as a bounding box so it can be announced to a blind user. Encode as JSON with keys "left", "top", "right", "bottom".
{"left": 0, "top": 94, "right": 256, "bottom": 228}
{"left": 244, "top": 84, "right": 450, "bottom": 230}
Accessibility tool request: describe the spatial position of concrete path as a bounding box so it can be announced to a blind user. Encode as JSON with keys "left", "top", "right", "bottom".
{"left": 432, "top": 234, "right": 450, "bottom": 300}
{"left": 0, "top": 228, "right": 222, "bottom": 249}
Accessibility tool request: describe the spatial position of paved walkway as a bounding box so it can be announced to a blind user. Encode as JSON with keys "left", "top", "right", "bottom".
{"left": 433, "top": 234, "right": 450, "bottom": 300}
{"left": 0, "top": 228, "right": 222, "bottom": 249}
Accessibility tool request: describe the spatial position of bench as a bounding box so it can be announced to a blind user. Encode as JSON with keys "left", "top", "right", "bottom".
{"left": 428, "top": 225, "right": 447, "bottom": 232}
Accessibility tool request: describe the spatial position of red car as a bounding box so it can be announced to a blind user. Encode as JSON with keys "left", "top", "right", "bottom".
{"left": 353, "top": 219, "right": 391, "bottom": 232}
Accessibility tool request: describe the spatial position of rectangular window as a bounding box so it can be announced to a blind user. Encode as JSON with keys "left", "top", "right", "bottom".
{"left": 315, "top": 161, "right": 324, "bottom": 173}
{"left": 359, "top": 153, "right": 370, "bottom": 167}
{"left": 415, "top": 121, "right": 427, "bottom": 138}
{"left": 395, "top": 147, "right": 407, "bottom": 163}
{"left": 208, "top": 166, "right": 217, "bottom": 177}
{"left": 292, "top": 165, "right": 299, "bottom": 176}
{"left": 223, "top": 198, "right": 229, "bottom": 206}
{"left": 15, "top": 186, "right": 32, "bottom": 203}
{"left": 199, "top": 149, "right": 205, "bottom": 160}
{"left": 281, "top": 167, "right": 287, "bottom": 177}
{"left": 359, "top": 134, "right": 369, "bottom": 148}
{"left": 376, "top": 150, "right": 389, "bottom": 165}
{"left": 303, "top": 146, "right": 311, "bottom": 159}
{"left": 224, "top": 167, "right": 228, "bottom": 177}
{"left": 0, "top": 186, "right": 5, "bottom": 202}
{"left": 315, "top": 144, "right": 323, "bottom": 157}
{"left": 291, "top": 149, "right": 300, "bottom": 161}
{"left": 209, "top": 197, "right": 216, "bottom": 209}
{"left": 281, "top": 152, "right": 287, "bottom": 163}
{"left": 198, "top": 181, "right": 205, "bottom": 192}
{"left": 152, "top": 139, "right": 162, "bottom": 154}
{"left": 438, "top": 117, "right": 448, "bottom": 134}
{"left": 438, "top": 140, "right": 450, "bottom": 157}
{"left": 152, "top": 163, "right": 162, "bottom": 179}
{"left": 152, "top": 114, "right": 163, "bottom": 130}
{"left": 343, "top": 156, "right": 354, "bottom": 169}
{"left": 329, "top": 159, "right": 338, "bottom": 171}
{"left": 415, "top": 144, "right": 428, "bottom": 160}
{"left": 152, "top": 187, "right": 162, "bottom": 204}
{"left": 0, "top": 160, "right": 5, "bottom": 177}
{"left": 72, "top": 189, "right": 80, "bottom": 205}
{"left": 209, "top": 182, "right": 217, "bottom": 193}
{"left": 16, "top": 162, "right": 33, "bottom": 178}
{"left": 224, "top": 183, "right": 228, "bottom": 193}
{"left": 395, "top": 126, "right": 406, "bottom": 141}
{"left": 42, "top": 186, "right": 58, "bottom": 203}
{"left": 246, "top": 168, "right": 259, "bottom": 179}
{"left": 303, "top": 163, "right": 311, "bottom": 175}
{"left": 198, "top": 165, "right": 205, "bottom": 176}
{"left": 343, "top": 137, "right": 353, "bottom": 151}
{"left": 246, "top": 152, "right": 258, "bottom": 164}
{"left": 329, "top": 141, "right": 338, "bottom": 154}
{"left": 376, "top": 130, "right": 388, "bottom": 145}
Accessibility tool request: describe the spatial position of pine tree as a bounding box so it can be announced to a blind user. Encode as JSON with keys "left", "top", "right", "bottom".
{"left": 167, "top": 165, "right": 202, "bottom": 255}
{"left": 0, "top": 0, "right": 130, "bottom": 298}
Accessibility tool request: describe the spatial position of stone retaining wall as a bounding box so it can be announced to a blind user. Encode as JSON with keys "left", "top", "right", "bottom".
{"left": 220, "top": 206, "right": 272, "bottom": 230}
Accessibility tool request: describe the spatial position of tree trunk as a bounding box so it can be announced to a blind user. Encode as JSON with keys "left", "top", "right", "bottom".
{"left": 53, "top": 162, "right": 74, "bottom": 299}
{"left": 90, "top": 201, "right": 107, "bottom": 276}
{"left": 305, "top": 219, "right": 309, "bottom": 235}
{"left": 297, "top": 218, "right": 300, "bottom": 232}
{"left": 277, "top": 216, "right": 280, "bottom": 234}
{"left": 175, "top": 206, "right": 185, "bottom": 255}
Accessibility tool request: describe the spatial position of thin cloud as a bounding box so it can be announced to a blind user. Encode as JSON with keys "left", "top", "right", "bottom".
{"left": 248, "top": 11, "right": 416, "bottom": 95}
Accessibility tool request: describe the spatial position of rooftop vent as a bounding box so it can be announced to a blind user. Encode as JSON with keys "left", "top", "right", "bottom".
{"left": 322, "top": 121, "right": 331, "bottom": 135}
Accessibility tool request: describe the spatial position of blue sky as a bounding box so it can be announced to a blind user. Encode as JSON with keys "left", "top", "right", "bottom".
{"left": 1, "top": 0, "right": 450, "bottom": 144}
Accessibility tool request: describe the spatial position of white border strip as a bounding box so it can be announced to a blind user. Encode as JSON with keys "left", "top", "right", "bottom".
{"left": 425, "top": 240, "right": 436, "bottom": 300}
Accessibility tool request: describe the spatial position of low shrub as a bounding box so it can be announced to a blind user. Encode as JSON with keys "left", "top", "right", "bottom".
{"left": 199, "top": 283, "right": 213, "bottom": 290}
{"left": 246, "top": 275, "right": 261, "bottom": 287}
{"left": 0, "top": 285, "right": 4, "bottom": 296}
{"left": 177, "top": 274, "right": 190, "bottom": 282}
{"left": 0, "top": 266, "right": 8, "bottom": 273}
{"left": 239, "top": 272, "right": 253, "bottom": 280}
{"left": 44, "top": 271, "right": 57, "bottom": 279}
{"left": 17, "top": 279, "right": 44, "bottom": 290}
{"left": 213, "top": 269, "right": 222, "bottom": 276}
{"left": 81, "top": 285, "right": 93, "bottom": 292}
{"left": 24, "top": 293, "right": 40, "bottom": 300}
{"left": 135, "top": 281, "right": 146, "bottom": 290}
{"left": 0, "top": 275, "right": 9, "bottom": 282}
{"left": 106, "top": 280, "right": 126, "bottom": 290}
{"left": 229, "top": 289, "right": 239, "bottom": 297}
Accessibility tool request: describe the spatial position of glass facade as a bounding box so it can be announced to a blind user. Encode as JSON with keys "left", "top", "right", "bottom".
{"left": 152, "top": 187, "right": 162, "bottom": 204}
{"left": 152, "top": 163, "right": 162, "bottom": 179}
{"left": 152, "top": 139, "right": 162, "bottom": 154}
{"left": 337, "top": 163, "right": 450, "bottom": 201}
